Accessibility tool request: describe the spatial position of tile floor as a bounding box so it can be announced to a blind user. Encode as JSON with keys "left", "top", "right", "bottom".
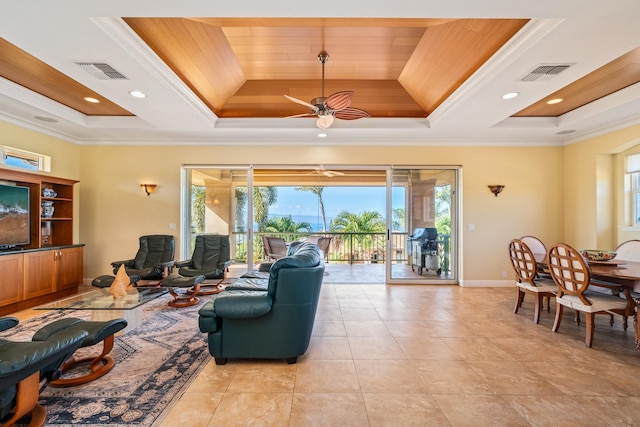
{"left": 159, "top": 284, "right": 640, "bottom": 426}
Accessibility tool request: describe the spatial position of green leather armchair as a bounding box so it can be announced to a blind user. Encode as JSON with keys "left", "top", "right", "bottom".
{"left": 198, "top": 242, "right": 325, "bottom": 365}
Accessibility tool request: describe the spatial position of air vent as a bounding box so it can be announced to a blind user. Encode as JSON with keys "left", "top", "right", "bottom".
{"left": 74, "top": 62, "right": 127, "bottom": 80}
{"left": 520, "top": 64, "right": 573, "bottom": 82}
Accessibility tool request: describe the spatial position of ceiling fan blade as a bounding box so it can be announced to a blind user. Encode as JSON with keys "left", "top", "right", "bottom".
{"left": 335, "top": 107, "right": 371, "bottom": 120}
{"left": 325, "top": 91, "right": 354, "bottom": 111}
{"left": 284, "top": 113, "right": 315, "bottom": 118}
{"left": 284, "top": 94, "right": 317, "bottom": 110}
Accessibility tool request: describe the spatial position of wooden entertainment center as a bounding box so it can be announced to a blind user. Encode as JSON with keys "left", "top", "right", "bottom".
{"left": 0, "top": 168, "right": 83, "bottom": 315}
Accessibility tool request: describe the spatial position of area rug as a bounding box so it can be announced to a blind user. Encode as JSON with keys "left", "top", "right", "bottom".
{"left": 1, "top": 291, "right": 215, "bottom": 426}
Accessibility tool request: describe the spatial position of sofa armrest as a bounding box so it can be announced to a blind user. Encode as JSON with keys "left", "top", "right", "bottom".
{"left": 199, "top": 290, "right": 272, "bottom": 320}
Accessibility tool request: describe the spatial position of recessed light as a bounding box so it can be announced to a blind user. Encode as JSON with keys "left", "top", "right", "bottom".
{"left": 84, "top": 97, "right": 100, "bottom": 103}
{"left": 546, "top": 98, "right": 563, "bottom": 105}
{"left": 501, "top": 92, "right": 519, "bottom": 100}
{"left": 318, "top": 131, "right": 327, "bottom": 138}
{"left": 556, "top": 129, "right": 576, "bottom": 135}
{"left": 129, "top": 90, "right": 146, "bottom": 99}
{"left": 34, "top": 116, "right": 58, "bottom": 123}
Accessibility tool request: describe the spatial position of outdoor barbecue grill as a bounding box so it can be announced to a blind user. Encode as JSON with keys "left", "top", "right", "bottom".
{"left": 409, "top": 227, "right": 441, "bottom": 276}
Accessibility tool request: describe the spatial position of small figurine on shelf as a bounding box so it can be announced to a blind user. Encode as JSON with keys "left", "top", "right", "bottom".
{"left": 42, "top": 187, "right": 57, "bottom": 198}
{"left": 41, "top": 200, "right": 54, "bottom": 218}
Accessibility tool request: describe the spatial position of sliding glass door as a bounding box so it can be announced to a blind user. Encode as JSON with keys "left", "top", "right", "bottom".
{"left": 387, "top": 168, "right": 458, "bottom": 283}
{"left": 182, "top": 165, "right": 459, "bottom": 284}
{"left": 182, "top": 167, "right": 253, "bottom": 272}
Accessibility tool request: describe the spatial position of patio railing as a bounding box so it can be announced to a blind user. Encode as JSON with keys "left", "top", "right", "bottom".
{"left": 229, "top": 231, "right": 451, "bottom": 272}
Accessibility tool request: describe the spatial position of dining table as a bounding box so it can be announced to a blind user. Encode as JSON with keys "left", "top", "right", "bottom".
{"left": 534, "top": 254, "right": 640, "bottom": 350}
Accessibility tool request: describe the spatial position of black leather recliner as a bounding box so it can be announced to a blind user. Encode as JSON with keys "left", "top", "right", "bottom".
{"left": 111, "top": 234, "right": 175, "bottom": 280}
{"left": 0, "top": 317, "right": 88, "bottom": 426}
{"left": 176, "top": 234, "right": 233, "bottom": 281}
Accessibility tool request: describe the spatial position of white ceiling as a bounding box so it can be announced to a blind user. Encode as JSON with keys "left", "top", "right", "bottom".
{"left": 1, "top": 0, "right": 640, "bottom": 146}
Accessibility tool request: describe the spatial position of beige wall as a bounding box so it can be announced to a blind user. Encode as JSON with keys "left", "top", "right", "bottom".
{"left": 564, "top": 124, "right": 640, "bottom": 250}
{"left": 9, "top": 119, "right": 639, "bottom": 284}
{"left": 76, "top": 144, "right": 565, "bottom": 282}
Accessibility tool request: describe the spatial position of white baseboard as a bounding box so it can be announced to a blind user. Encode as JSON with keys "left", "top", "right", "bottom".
{"left": 460, "top": 280, "right": 513, "bottom": 288}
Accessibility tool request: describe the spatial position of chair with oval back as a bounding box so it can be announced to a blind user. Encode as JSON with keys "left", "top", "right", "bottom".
{"left": 509, "top": 239, "right": 557, "bottom": 324}
{"left": 615, "top": 240, "right": 640, "bottom": 262}
{"left": 547, "top": 242, "right": 633, "bottom": 347}
{"left": 615, "top": 239, "right": 640, "bottom": 346}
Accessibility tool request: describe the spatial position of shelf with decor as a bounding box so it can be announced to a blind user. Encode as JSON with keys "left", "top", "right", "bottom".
{"left": 0, "top": 168, "right": 78, "bottom": 249}
{"left": 0, "top": 168, "right": 82, "bottom": 314}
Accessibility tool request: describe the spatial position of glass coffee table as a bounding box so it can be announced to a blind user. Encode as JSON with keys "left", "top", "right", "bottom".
{"left": 36, "top": 287, "right": 168, "bottom": 334}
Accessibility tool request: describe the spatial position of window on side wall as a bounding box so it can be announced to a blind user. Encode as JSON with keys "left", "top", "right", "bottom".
{"left": 626, "top": 153, "right": 640, "bottom": 226}
{"left": 0, "top": 146, "right": 50, "bottom": 172}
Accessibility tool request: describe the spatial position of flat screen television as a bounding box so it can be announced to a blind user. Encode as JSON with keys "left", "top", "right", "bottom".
{"left": 0, "top": 183, "right": 30, "bottom": 248}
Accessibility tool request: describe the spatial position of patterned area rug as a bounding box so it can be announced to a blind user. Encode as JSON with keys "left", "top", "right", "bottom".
{"left": 1, "top": 291, "right": 214, "bottom": 426}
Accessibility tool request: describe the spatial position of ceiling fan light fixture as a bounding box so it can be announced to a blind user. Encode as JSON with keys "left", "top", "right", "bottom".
{"left": 316, "top": 114, "right": 334, "bottom": 129}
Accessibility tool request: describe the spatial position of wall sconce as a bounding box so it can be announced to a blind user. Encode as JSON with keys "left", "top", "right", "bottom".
{"left": 141, "top": 183, "right": 157, "bottom": 196}
{"left": 488, "top": 185, "right": 505, "bottom": 197}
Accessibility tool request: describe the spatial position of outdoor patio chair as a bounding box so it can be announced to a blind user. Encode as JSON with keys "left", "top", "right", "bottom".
{"left": 262, "top": 236, "right": 287, "bottom": 261}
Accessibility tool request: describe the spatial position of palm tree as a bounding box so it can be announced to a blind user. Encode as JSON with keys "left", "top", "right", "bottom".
{"left": 330, "top": 210, "right": 386, "bottom": 259}
{"left": 191, "top": 185, "right": 206, "bottom": 234}
{"left": 392, "top": 207, "right": 405, "bottom": 231}
{"left": 435, "top": 185, "right": 451, "bottom": 235}
{"left": 295, "top": 186, "right": 327, "bottom": 231}
{"left": 254, "top": 186, "right": 278, "bottom": 231}
{"left": 264, "top": 215, "right": 312, "bottom": 241}
{"left": 235, "top": 186, "right": 278, "bottom": 232}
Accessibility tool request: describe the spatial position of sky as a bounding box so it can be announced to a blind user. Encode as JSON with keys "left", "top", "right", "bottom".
{"left": 269, "top": 186, "right": 405, "bottom": 221}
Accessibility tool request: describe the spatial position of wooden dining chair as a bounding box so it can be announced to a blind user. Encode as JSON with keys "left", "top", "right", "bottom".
{"left": 615, "top": 239, "right": 640, "bottom": 336}
{"left": 615, "top": 240, "right": 640, "bottom": 262}
{"left": 547, "top": 242, "right": 633, "bottom": 347}
{"left": 509, "top": 239, "right": 557, "bottom": 323}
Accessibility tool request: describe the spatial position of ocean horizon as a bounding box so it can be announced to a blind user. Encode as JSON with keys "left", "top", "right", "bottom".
{"left": 268, "top": 213, "right": 332, "bottom": 232}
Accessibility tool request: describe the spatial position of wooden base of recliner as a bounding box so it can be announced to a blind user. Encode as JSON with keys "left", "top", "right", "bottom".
{"left": 169, "top": 284, "right": 200, "bottom": 307}
{"left": 4, "top": 372, "right": 47, "bottom": 427}
{"left": 187, "top": 278, "right": 225, "bottom": 295}
{"left": 50, "top": 335, "right": 116, "bottom": 387}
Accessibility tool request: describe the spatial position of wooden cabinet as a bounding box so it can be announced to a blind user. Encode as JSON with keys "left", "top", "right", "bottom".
{"left": 23, "top": 250, "right": 56, "bottom": 300}
{"left": 0, "top": 246, "right": 84, "bottom": 315}
{"left": 0, "top": 254, "right": 23, "bottom": 306}
{"left": 55, "top": 246, "right": 83, "bottom": 291}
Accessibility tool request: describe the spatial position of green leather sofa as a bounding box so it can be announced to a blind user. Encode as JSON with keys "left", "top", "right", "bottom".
{"left": 198, "top": 242, "right": 325, "bottom": 364}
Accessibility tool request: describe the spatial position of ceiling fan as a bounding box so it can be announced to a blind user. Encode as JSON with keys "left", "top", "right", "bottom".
{"left": 305, "top": 166, "right": 345, "bottom": 177}
{"left": 284, "top": 52, "right": 371, "bottom": 129}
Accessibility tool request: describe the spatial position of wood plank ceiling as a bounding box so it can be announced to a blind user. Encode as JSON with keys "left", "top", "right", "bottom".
{"left": 1, "top": 17, "right": 638, "bottom": 120}
{"left": 124, "top": 18, "right": 528, "bottom": 119}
